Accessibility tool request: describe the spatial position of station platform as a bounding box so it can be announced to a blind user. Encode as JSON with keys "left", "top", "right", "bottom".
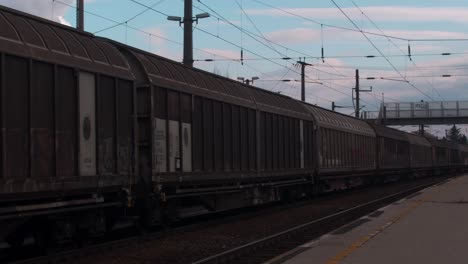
{"left": 266, "top": 175, "right": 468, "bottom": 264}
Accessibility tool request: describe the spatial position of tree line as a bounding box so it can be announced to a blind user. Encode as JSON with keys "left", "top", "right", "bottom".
{"left": 444, "top": 125, "right": 468, "bottom": 144}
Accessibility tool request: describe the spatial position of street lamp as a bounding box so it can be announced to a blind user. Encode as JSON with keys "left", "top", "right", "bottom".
{"left": 195, "top": 13, "right": 210, "bottom": 20}
{"left": 167, "top": 0, "right": 210, "bottom": 67}
{"left": 167, "top": 16, "right": 182, "bottom": 22}
{"left": 166, "top": 12, "right": 210, "bottom": 25}
{"left": 238, "top": 76, "right": 259, "bottom": 85}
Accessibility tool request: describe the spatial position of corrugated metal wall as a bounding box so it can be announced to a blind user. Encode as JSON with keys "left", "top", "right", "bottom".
{"left": 0, "top": 54, "right": 134, "bottom": 188}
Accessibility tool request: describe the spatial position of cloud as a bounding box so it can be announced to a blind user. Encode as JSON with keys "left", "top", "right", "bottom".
{"left": 264, "top": 27, "right": 468, "bottom": 45}
{"left": 144, "top": 28, "right": 168, "bottom": 47}
{"left": 199, "top": 48, "right": 241, "bottom": 60}
{"left": 264, "top": 28, "right": 321, "bottom": 45}
{"left": 57, "top": 15, "right": 71, "bottom": 26}
{"left": 246, "top": 6, "right": 468, "bottom": 24}
{"left": 369, "top": 29, "right": 468, "bottom": 40}
{"left": 0, "top": 0, "right": 89, "bottom": 26}
{"left": 251, "top": 49, "right": 468, "bottom": 113}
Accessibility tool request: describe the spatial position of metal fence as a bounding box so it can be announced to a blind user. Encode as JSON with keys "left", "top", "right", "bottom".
{"left": 362, "top": 101, "right": 468, "bottom": 120}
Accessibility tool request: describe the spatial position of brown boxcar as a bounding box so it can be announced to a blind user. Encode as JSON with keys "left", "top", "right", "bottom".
{"left": 0, "top": 5, "right": 135, "bottom": 244}
{"left": 369, "top": 124, "right": 410, "bottom": 172}
{"left": 405, "top": 132, "right": 432, "bottom": 177}
{"left": 302, "top": 104, "right": 376, "bottom": 190}
{"left": 425, "top": 137, "right": 450, "bottom": 175}
{"left": 110, "top": 42, "right": 316, "bottom": 221}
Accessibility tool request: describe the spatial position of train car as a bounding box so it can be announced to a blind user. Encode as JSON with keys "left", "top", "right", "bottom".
{"left": 368, "top": 124, "right": 410, "bottom": 181}
{"left": 303, "top": 105, "right": 376, "bottom": 191}
{"left": 448, "top": 142, "right": 463, "bottom": 173}
{"left": 0, "top": 6, "right": 136, "bottom": 246}
{"left": 406, "top": 133, "right": 432, "bottom": 178}
{"left": 426, "top": 137, "right": 450, "bottom": 176}
{"left": 3, "top": 3, "right": 468, "bottom": 250}
{"left": 110, "top": 42, "right": 317, "bottom": 223}
{"left": 459, "top": 144, "right": 468, "bottom": 170}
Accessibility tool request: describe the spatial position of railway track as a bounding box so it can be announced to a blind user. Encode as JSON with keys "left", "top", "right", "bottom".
{"left": 192, "top": 178, "right": 447, "bottom": 264}
{"left": 6, "top": 177, "right": 446, "bottom": 264}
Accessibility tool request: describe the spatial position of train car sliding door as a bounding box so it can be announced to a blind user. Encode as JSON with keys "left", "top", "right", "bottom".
{"left": 181, "top": 93, "right": 192, "bottom": 172}
{"left": 300, "top": 120, "right": 305, "bottom": 169}
{"left": 154, "top": 87, "right": 167, "bottom": 173}
{"left": 167, "top": 90, "right": 180, "bottom": 172}
{"left": 153, "top": 88, "right": 192, "bottom": 173}
{"left": 79, "top": 72, "right": 97, "bottom": 176}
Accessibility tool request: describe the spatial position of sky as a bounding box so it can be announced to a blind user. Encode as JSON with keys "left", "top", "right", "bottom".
{"left": 2, "top": 0, "right": 468, "bottom": 137}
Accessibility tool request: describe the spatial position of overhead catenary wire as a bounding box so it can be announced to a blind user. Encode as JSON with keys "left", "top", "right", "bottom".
{"left": 56, "top": 0, "right": 381, "bottom": 108}
{"left": 330, "top": 0, "right": 434, "bottom": 101}
{"left": 194, "top": 51, "right": 466, "bottom": 61}
{"left": 194, "top": 27, "right": 366, "bottom": 103}
{"left": 256, "top": 74, "right": 468, "bottom": 82}
{"left": 54, "top": 0, "right": 331, "bottom": 97}
{"left": 94, "top": 0, "right": 167, "bottom": 34}
{"left": 53, "top": 0, "right": 240, "bottom": 62}
{"left": 349, "top": 0, "right": 445, "bottom": 101}
{"left": 193, "top": 1, "right": 398, "bottom": 97}
{"left": 252, "top": 0, "right": 468, "bottom": 43}
{"left": 130, "top": 0, "right": 354, "bottom": 99}
{"left": 194, "top": 2, "right": 356, "bottom": 85}
{"left": 194, "top": 1, "right": 341, "bottom": 61}
{"left": 234, "top": 0, "right": 284, "bottom": 57}
{"left": 197, "top": 1, "right": 358, "bottom": 88}
{"left": 195, "top": 1, "right": 290, "bottom": 60}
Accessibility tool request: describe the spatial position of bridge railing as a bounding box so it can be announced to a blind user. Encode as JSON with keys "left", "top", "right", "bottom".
{"left": 362, "top": 101, "right": 468, "bottom": 120}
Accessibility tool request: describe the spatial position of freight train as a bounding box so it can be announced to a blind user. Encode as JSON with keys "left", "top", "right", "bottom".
{"left": 1, "top": 6, "right": 467, "bottom": 247}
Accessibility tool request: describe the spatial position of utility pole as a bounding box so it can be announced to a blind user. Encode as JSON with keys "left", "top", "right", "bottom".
{"left": 355, "top": 69, "right": 360, "bottom": 118}
{"left": 183, "top": 0, "right": 193, "bottom": 67}
{"left": 296, "top": 60, "right": 311, "bottom": 102}
{"left": 168, "top": 1, "right": 209, "bottom": 67}
{"left": 332, "top": 102, "right": 336, "bottom": 112}
{"left": 301, "top": 62, "right": 305, "bottom": 102}
{"left": 77, "top": 0, "right": 84, "bottom": 31}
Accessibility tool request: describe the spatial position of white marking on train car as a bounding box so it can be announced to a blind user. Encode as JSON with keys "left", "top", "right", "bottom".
{"left": 182, "top": 122, "right": 192, "bottom": 172}
{"left": 168, "top": 120, "right": 180, "bottom": 172}
{"left": 154, "top": 118, "right": 167, "bottom": 173}
{"left": 78, "top": 72, "right": 96, "bottom": 176}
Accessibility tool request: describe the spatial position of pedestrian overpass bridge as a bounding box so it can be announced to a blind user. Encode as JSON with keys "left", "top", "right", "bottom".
{"left": 363, "top": 101, "right": 468, "bottom": 125}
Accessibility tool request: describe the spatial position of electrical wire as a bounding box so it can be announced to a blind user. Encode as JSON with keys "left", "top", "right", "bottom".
{"left": 349, "top": 0, "right": 445, "bottom": 101}
{"left": 57, "top": 0, "right": 383, "bottom": 108}
{"left": 53, "top": 0, "right": 239, "bottom": 62}
{"left": 252, "top": 0, "right": 468, "bottom": 42}
{"left": 234, "top": 0, "right": 283, "bottom": 57}
{"left": 330, "top": 0, "right": 434, "bottom": 101}
{"left": 194, "top": 52, "right": 467, "bottom": 61}
{"left": 193, "top": 1, "right": 392, "bottom": 96}
{"left": 94, "top": 0, "right": 167, "bottom": 34}
{"left": 128, "top": 0, "right": 170, "bottom": 17}
{"left": 195, "top": 1, "right": 291, "bottom": 60}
